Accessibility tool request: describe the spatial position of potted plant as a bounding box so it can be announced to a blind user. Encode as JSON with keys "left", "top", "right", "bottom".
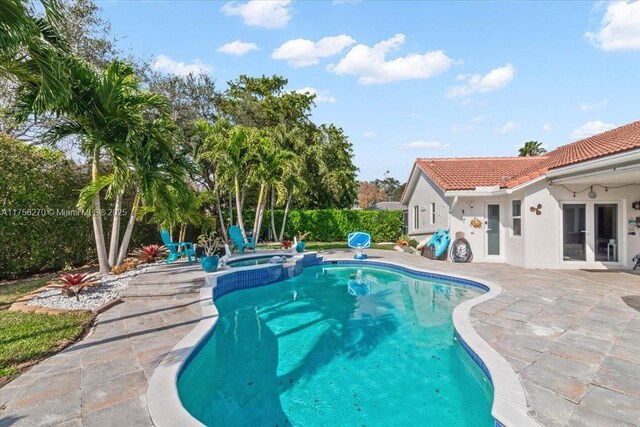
{"left": 199, "top": 232, "right": 222, "bottom": 272}
{"left": 295, "top": 231, "right": 310, "bottom": 253}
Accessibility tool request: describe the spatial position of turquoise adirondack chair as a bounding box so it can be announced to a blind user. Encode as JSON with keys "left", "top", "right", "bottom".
{"left": 160, "top": 230, "right": 196, "bottom": 264}
{"left": 228, "top": 226, "right": 256, "bottom": 254}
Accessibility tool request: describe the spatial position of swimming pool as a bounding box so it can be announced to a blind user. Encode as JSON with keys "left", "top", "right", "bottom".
{"left": 177, "top": 264, "right": 494, "bottom": 426}
{"left": 227, "top": 254, "right": 293, "bottom": 268}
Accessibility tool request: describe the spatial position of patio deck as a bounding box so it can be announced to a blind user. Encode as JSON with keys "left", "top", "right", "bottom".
{"left": 2, "top": 249, "right": 640, "bottom": 426}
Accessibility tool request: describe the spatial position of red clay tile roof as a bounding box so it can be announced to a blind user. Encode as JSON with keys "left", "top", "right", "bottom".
{"left": 415, "top": 120, "right": 640, "bottom": 191}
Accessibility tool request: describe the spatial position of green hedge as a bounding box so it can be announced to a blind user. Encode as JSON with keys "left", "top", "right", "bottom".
{"left": 272, "top": 209, "right": 403, "bottom": 242}
{"left": 0, "top": 136, "right": 159, "bottom": 280}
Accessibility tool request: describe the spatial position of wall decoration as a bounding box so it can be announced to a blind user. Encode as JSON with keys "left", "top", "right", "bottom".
{"left": 470, "top": 217, "right": 482, "bottom": 228}
{"left": 530, "top": 204, "right": 542, "bottom": 215}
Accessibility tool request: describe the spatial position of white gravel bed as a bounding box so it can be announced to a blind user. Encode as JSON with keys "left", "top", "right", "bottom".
{"left": 27, "top": 263, "right": 161, "bottom": 311}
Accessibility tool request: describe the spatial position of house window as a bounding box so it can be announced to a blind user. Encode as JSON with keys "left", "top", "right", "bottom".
{"left": 430, "top": 202, "right": 436, "bottom": 225}
{"left": 413, "top": 205, "right": 419, "bottom": 230}
{"left": 512, "top": 200, "right": 522, "bottom": 236}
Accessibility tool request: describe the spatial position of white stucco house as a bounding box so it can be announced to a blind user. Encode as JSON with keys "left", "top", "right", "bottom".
{"left": 401, "top": 120, "right": 640, "bottom": 269}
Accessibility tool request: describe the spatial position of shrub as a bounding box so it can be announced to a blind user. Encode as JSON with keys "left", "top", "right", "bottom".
{"left": 275, "top": 209, "right": 403, "bottom": 242}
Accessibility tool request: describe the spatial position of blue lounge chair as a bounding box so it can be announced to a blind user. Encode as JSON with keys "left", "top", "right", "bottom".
{"left": 160, "top": 229, "right": 196, "bottom": 264}
{"left": 228, "top": 226, "right": 256, "bottom": 254}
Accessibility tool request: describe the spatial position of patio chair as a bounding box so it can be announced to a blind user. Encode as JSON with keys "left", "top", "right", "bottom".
{"left": 228, "top": 226, "right": 256, "bottom": 254}
{"left": 159, "top": 229, "right": 196, "bottom": 264}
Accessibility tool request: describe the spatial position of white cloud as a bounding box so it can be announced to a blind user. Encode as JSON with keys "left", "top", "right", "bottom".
{"left": 472, "top": 115, "right": 484, "bottom": 123}
{"left": 329, "top": 34, "right": 454, "bottom": 84}
{"left": 585, "top": 1, "right": 640, "bottom": 51}
{"left": 221, "top": 0, "right": 292, "bottom": 29}
{"left": 151, "top": 55, "right": 213, "bottom": 76}
{"left": 294, "top": 87, "right": 336, "bottom": 103}
{"left": 217, "top": 40, "right": 258, "bottom": 56}
{"left": 447, "top": 64, "right": 515, "bottom": 98}
{"left": 543, "top": 123, "right": 553, "bottom": 131}
{"left": 272, "top": 35, "right": 355, "bottom": 67}
{"left": 398, "top": 140, "right": 450, "bottom": 149}
{"left": 495, "top": 121, "right": 520, "bottom": 134}
{"left": 579, "top": 99, "right": 608, "bottom": 111}
{"left": 363, "top": 131, "right": 376, "bottom": 138}
{"left": 571, "top": 120, "right": 615, "bottom": 139}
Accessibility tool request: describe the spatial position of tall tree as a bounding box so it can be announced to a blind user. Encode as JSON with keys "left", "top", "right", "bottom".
{"left": 18, "top": 59, "right": 171, "bottom": 273}
{"left": 518, "top": 140, "right": 547, "bottom": 157}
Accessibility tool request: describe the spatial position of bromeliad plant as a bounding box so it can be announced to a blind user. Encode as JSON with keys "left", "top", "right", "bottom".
{"left": 132, "top": 244, "right": 168, "bottom": 264}
{"left": 281, "top": 239, "right": 293, "bottom": 249}
{"left": 50, "top": 273, "right": 99, "bottom": 301}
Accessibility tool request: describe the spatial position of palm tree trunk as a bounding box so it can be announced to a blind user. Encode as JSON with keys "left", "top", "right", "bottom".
{"left": 270, "top": 187, "right": 277, "bottom": 242}
{"left": 229, "top": 192, "right": 234, "bottom": 226}
{"left": 279, "top": 192, "right": 292, "bottom": 242}
{"left": 91, "top": 149, "right": 110, "bottom": 274}
{"left": 235, "top": 176, "right": 247, "bottom": 238}
{"left": 215, "top": 190, "right": 228, "bottom": 242}
{"left": 108, "top": 193, "right": 123, "bottom": 267}
{"left": 116, "top": 192, "right": 140, "bottom": 265}
{"left": 253, "top": 183, "right": 266, "bottom": 244}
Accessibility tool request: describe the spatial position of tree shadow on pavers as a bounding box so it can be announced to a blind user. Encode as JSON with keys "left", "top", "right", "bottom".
{"left": 95, "top": 300, "right": 201, "bottom": 325}
{"left": 0, "top": 414, "right": 25, "bottom": 427}
{"left": 65, "top": 316, "right": 212, "bottom": 353}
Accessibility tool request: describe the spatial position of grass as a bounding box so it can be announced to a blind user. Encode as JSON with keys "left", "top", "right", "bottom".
{"left": 0, "top": 273, "right": 95, "bottom": 385}
{"left": 0, "top": 311, "right": 93, "bottom": 383}
{"left": 0, "top": 277, "right": 52, "bottom": 309}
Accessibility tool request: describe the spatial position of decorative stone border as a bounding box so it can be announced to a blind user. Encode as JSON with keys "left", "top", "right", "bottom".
{"left": 147, "top": 254, "right": 540, "bottom": 427}
{"left": 9, "top": 285, "right": 123, "bottom": 315}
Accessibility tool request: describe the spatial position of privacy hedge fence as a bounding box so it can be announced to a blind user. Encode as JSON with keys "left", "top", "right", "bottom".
{"left": 273, "top": 209, "right": 403, "bottom": 242}
{"left": 0, "top": 136, "right": 158, "bottom": 280}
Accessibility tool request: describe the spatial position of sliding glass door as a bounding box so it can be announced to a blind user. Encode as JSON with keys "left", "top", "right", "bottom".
{"left": 594, "top": 204, "right": 618, "bottom": 262}
{"left": 563, "top": 204, "right": 586, "bottom": 261}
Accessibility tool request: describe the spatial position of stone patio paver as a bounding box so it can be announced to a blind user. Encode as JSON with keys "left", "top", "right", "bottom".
{"left": 2, "top": 249, "right": 640, "bottom": 426}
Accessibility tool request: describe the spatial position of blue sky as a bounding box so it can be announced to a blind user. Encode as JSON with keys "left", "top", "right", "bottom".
{"left": 100, "top": 0, "right": 640, "bottom": 182}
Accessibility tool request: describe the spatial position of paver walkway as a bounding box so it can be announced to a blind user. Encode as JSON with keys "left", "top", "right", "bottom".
{"left": 2, "top": 249, "right": 640, "bottom": 426}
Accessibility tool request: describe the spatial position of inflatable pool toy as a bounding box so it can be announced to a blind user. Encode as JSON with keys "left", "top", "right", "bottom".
{"left": 424, "top": 229, "right": 450, "bottom": 258}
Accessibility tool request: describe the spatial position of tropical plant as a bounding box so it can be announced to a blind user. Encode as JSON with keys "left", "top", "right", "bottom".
{"left": 296, "top": 231, "right": 311, "bottom": 242}
{"left": 518, "top": 140, "right": 547, "bottom": 157}
{"left": 49, "top": 272, "right": 99, "bottom": 301}
{"left": 198, "top": 232, "right": 221, "bottom": 257}
{"left": 281, "top": 239, "right": 293, "bottom": 250}
{"left": 132, "top": 244, "right": 167, "bottom": 264}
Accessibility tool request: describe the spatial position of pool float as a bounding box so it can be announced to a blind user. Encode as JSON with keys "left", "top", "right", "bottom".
{"left": 424, "top": 229, "right": 450, "bottom": 258}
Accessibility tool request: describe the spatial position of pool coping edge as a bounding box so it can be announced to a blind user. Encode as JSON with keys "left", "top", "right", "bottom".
{"left": 146, "top": 255, "right": 541, "bottom": 427}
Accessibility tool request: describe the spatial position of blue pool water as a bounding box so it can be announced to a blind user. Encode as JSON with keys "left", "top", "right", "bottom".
{"left": 228, "top": 255, "right": 292, "bottom": 268}
{"left": 178, "top": 265, "right": 494, "bottom": 426}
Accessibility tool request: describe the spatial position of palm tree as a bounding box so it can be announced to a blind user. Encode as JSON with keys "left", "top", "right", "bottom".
{"left": 251, "top": 135, "right": 296, "bottom": 243}
{"left": 518, "top": 140, "right": 547, "bottom": 157}
{"left": 212, "top": 124, "right": 257, "bottom": 239}
{"left": 20, "top": 59, "right": 170, "bottom": 273}
{"left": 1, "top": 0, "right": 71, "bottom": 117}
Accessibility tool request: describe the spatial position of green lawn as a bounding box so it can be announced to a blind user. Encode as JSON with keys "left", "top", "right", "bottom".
{"left": 0, "top": 275, "right": 95, "bottom": 385}
{"left": 0, "top": 277, "right": 52, "bottom": 309}
{"left": 0, "top": 311, "right": 93, "bottom": 382}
